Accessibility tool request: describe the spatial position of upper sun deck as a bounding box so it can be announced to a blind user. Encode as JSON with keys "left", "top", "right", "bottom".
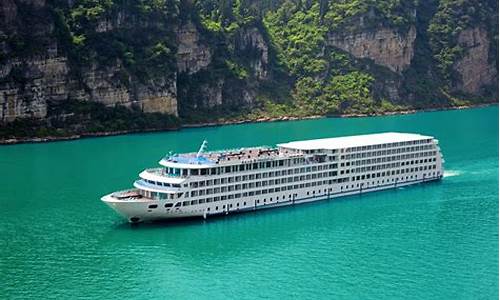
{"left": 277, "top": 132, "right": 434, "bottom": 151}
{"left": 158, "top": 132, "right": 435, "bottom": 169}
{"left": 159, "top": 147, "right": 301, "bottom": 169}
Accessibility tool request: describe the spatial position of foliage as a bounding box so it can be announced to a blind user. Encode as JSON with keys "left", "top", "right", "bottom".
{"left": 291, "top": 71, "right": 376, "bottom": 115}
{"left": 225, "top": 60, "right": 249, "bottom": 79}
{"left": 51, "top": 0, "right": 180, "bottom": 82}
{"left": 264, "top": 1, "right": 327, "bottom": 76}
{"left": 324, "top": 0, "right": 417, "bottom": 31}
{"left": 428, "top": 0, "right": 498, "bottom": 85}
{"left": 1, "top": 0, "right": 497, "bottom": 138}
{"left": 0, "top": 100, "right": 180, "bottom": 139}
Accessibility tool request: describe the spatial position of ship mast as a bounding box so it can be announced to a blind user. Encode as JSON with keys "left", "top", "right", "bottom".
{"left": 196, "top": 140, "right": 208, "bottom": 158}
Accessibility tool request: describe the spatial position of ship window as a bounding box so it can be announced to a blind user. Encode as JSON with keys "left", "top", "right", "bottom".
{"left": 183, "top": 201, "right": 190, "bottom": 206}
{"left": 148, "top": 204, "right": 158, "bottom": 209}
{"left": 165, "top": 203, "right": 173, "bottom": 208}
{"left": 174, "top": 202, "right": 181, "bottom": 207}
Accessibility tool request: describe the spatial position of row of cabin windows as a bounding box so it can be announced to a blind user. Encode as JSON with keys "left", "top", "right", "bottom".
{"left": 343, "top": 155, "right": 437, "bottom": 168}
{"left": 148, "top": 154, "right": 436, "bottom": 191}
{"left": 144, "top": 180, "right": 181, "bottom": 188}
{"left": 206, "top": 201, "right": 258, "bottom": 212}
{"left": 140, "top": 190, "right": 181, "bottom": 200}
{"left": 187, "top": 161, "right": 438, "bottom": 197}
{"left": 172, "top": 170, "right": 440, "bottom": 209}
{"left": 145, "top": 165, "right": 436, "bottom": 201}
{"left": 157, "top": 174, "right": 443, "bottom": 210}
{"left": 162, "top": 168, "right": 441, "bottom": 209}
{"left": 350, "top": 166, "right": 437, "bottom": 181}
{"left": 342, "top": 159, "right": 437, "bottom": 174}
{"left": 342, "top": 147, "right": 435, "bottom": 160}
{"left": 340, "top": 171, "right": 440, "bottom": 191}
{"left": 186, "top": 153, "right": 438, "bottom": 191}
{"left": 189, "top": 165, "right": 338, "bottom": 188}
{"left": 183, "top": 181, "right": 345, "bottom": 205}
{"left": 344, "top": 139, "right": 433, "bottom": 153}
{"left": 186, "top": 164, "right": 438, "bottom": 199}
{"left": 302, "top": 148, "right": 338, "bottom": 154}
{"left": 172, "top": 168, "right": 439, "bottom": 208}
{"left": 189, "top": 172, "right": 339, "bottom": 197}
{"left": 190, "top": 159, "right": 288, "bottom": 176}
{"left": 175, "top": 157, "right": 339, "bottom": 177}
{"left": 351, "top": 162, "right": 437, "bottom": 174}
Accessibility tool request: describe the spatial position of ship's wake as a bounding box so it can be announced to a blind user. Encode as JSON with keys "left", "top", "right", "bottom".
{"left": 443, "top": 170, "right": 461, "bottom": 178}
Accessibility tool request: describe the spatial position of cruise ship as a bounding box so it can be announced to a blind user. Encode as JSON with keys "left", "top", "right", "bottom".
{"left": 101, "top": 132, "right": 444, "bottom": 223}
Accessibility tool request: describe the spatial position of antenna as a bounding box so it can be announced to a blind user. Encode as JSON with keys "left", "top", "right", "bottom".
{"left": 196, "top": 140, "right": 208, "bottom": 158}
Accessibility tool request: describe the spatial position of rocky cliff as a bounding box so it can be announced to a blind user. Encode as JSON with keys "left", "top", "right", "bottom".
{"left": 328, "top": 26, "right": 417, "bottom": 74}
{"left": 454, "top": 27, "right": 497, "bottom": 94}
{"left": 0, "top": 0, "right": 179, "bottom": 124}
{"left": 0, "top": 0, "right": 497, "bottom": 138}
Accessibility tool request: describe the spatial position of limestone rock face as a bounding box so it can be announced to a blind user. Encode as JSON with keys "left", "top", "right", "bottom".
{"left": 328, "top": 26, "right": 417, "bottom": 73}
{"left": 237, "top": 27, "right": 269, "bottom": 80}
{"left": 79, "top": 62, "right": 130, "bottom": 106}
{"left": 136, "top": 77, "right": 178, "bottom": 114}
{"left": 176, "top": 21, "right": 212, "bottom": 74}
{"left": 202, "top": 79, "right": 224, "bottom": 108}
{"left": 0, "top": 0, "right": 179, "bottom": 122}
{"left": 0, "top": 55, "right": 67, "bottom": 122}
{"left": 1, "top": 0, "right": 497, "bottom": 127}
{"left": 0, "top": 53, "right": 179, "bottom": 121}
{"left": 454, "top": 27, "right": 497, "bottom": 94}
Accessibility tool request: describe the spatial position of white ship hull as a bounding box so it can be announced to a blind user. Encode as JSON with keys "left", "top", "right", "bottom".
{"left": 102, "top": 174, "right": 442, "bottom": 223}
{"left": 102, "top": 132, "right": 444, "bottom": 223}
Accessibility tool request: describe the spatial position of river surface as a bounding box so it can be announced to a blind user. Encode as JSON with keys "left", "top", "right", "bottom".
{"left": 1, "top": 106, "right": 498, "bottom": 299}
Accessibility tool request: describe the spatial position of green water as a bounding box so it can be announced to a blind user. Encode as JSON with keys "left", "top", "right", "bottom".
{"left": 1, "top": 106, "right": 498, "bottom": 299}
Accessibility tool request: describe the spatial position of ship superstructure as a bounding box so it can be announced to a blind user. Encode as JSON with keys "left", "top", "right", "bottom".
{"left": 101, "top": 132, "right": 444, "bottom": 223}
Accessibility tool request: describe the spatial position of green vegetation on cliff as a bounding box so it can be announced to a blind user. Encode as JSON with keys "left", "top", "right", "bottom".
{"left": 428, "top": 0, "right": 498, "bottom": 86}
{"left": 0, "top": 0, "right": 497, "bottom": 139}
{"left": 53, "top": 0, "right": 179, "bottom": 82}
{"left": 0, "top": 100, "right": 179, "bottom": 139}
